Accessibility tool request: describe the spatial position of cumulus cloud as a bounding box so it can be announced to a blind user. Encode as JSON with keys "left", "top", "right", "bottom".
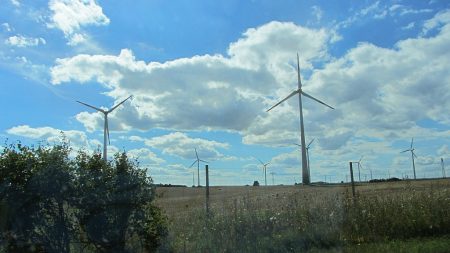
{"left": 127, "top": 148, "right": 165, "bottom": 165}
{"left": 47, "top": 0, "right": 110, "bottom": 45}
{"left": 50, "top": 11, "right": 450, "bottom": 154}
{"left": 50, "top": 22, "right": 335, "bottom": 134}
{"left": 144, "top": 132, "right": 229, "bottom": 161}
{"left": 422, "top": 9, "right": 450, "bottom": 35}
{"left": 6, "top": 125, "right": 89, "bottom": 148}
{"left": 5, "top": 35, "right": 46, "bottom": 47}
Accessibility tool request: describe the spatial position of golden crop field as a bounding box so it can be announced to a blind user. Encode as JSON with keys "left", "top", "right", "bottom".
{"left": 155, "top": 179, "right": 450, "bottom": 253}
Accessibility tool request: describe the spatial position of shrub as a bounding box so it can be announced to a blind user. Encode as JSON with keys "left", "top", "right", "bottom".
{"left": 0, "top": 142, "right": 168, "bottom": 253}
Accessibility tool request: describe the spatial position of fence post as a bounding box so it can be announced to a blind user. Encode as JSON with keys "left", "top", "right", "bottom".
{"left": 205, "top": 164, "right": 210, "bottom": 216}
{"left": 349, "top": 162, "right": 356, "bottom": 198}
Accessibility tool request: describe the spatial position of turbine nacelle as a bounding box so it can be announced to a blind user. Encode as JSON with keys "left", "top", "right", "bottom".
{"left": 76, "top": 95, "right": 133, "bottom": 160}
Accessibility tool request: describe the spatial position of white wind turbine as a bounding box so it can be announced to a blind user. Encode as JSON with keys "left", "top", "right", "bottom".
{"left": 267, "top": 53, "right": 334, "bottom": 184}
{"left": 77, "top": 95, "right": 133, "bottom": 161}
{"left": 258, "top": 159, "right": 270, "bottom": 186}
{"left": 189, "top": 148, "right": 208, "bottom": 187}
{"left": 400, "top": 138, "right": 417, "bottom": 180}
{"left": 270, "top": 171, "right": 276, "bottom": 185}
{"left": 294, "top": 138, "right": 315, "bottom": 181}
{"left": 356, "top": 156, "right": 364, "bottom": 182}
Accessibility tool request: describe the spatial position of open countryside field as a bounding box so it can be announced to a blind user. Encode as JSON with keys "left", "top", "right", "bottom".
{"left": 155, "top": 179, "right": 450, "bottom": 252}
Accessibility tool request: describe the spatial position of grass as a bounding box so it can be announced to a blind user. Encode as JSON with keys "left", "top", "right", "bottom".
{"left": 155, "top": 179, "right": 450, "bottom": 252}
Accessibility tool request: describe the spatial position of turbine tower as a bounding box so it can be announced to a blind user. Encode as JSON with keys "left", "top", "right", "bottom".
{"left": 267, "top": 53, "right": 334, "bottom": 184}
{"left": 258, "top": 159, "right": 270, "bottom": 186}
{"left": 441, "top": 158, "right": 446, "bottom": 178}
{"left": 189, "top": 148, "right": 207, "bottom": 187}
{"left": 77, "top": 95, "right": 132, "bottom": 161}
{"left": 400, "top": 138, "right": 417, "bottom": 179}
{"left": 294, "top": 138, "right": 315, "bottom": 181}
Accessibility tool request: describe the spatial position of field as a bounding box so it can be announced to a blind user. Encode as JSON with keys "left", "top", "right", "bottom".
{"left": 155, "top": 179, "right": 450, "bottom": 252}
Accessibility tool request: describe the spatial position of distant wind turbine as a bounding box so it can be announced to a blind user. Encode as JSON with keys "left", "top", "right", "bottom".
{"left": 77, "top": 95, "right": 133, "bottom": 161}
{"left": 357, "top": 156, "right": 364, "bottom": 182}
{"left": 267, "top": 53, "right": 334, "bottom": 184}
{"left": 270, "top": 172, "right": 276, "bottom": 185}
{"left": 189, "top": 148, "right": 208, "bottom": 187}
{"left": 294, "top": 138, "right": 315, "bottom": 181}
{"left": 401, "top": 138, "right": 417, "bottom": 179}
{"left": 441, "top": 158, "right": 446, "bottom": 178}
{"left": 258, "top": 159, "right": 270, "bottom": 186}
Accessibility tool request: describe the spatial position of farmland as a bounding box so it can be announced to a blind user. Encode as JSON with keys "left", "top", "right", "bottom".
{"left": 155, "top": 179, "right": 450, "bottom": 252}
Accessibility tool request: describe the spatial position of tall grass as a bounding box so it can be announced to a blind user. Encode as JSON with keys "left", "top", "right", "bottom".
{"left": 164, "top": 181, "right": 450, "bottom": 252}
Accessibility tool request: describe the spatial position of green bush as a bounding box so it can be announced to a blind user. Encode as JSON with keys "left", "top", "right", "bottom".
{"left": 0, "top": 142, "right": 168, "bottom": 253}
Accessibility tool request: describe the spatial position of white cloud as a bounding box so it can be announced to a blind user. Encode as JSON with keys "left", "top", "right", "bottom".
{"left": 1, "top": 23, "right": 12, "bottom": 32}
{"left": 5, "top": 35, "right": 46, "bottom": 47}
{"left": 438, "top": 145, "right": 450, "bottom": 156}
{"left": 402, "top": 22, "right": 415, "bottom": 30}
{"left": 47, "top": 0, "right": 110, "bottom": 45}
{"left": 127, "top": 148, "right": 165, "bottom": 165}
{"left": 311, "top": 5, "right": 323, "bottom": 22}
{"left": 6, "top": 125, "right": 89, "bottom": 148}
{"left": 10, "top": 0, "right": 20, "bottom": 7}
{"left": 144, "top": 132, "right": 230, "bottom": 161}
{"left": 50, "top": 22, "right": 335, "bottom": 134}
{"left": 49, "top": 12, "right": 450, "bottom": 155}
{"left": 422, "top": 9, "right": 450, "bottom": 35}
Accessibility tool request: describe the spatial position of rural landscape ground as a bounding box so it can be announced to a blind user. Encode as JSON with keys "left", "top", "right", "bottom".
{"left": 155, "top": 179, "right": 450, "bottom": 252}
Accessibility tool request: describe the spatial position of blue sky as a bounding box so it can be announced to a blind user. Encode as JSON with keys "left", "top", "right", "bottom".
{"left": 1, "top": 0, "right": 450, "bottom": 186}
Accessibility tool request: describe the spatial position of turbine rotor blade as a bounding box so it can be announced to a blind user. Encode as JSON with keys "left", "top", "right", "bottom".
{"left": 293, "top": 143, "right": 302, "bottom": 147}
{"left": 189, "top": 160, "right": 197, "bottom": 168}
{"left": 297, "top": 53, "right": 302, "bottom": 89}
{"left": 199, "top": 159, "right": 208, "bottom": 163}
{"left": 307, "top": 138, "right": 315, "bottom": 148}
{"left": 265, "top": 162, "right": 270, "bottom": 166}
{"left": 410, "top": 138, "right": 414, "bottom": 149}
{"left": 195, "top": 148, "right": 199, "bottom": 160}
{"left": 266, "top": 90, "right": 300, "bottom": 112}
{"left": 258, "top": 158, "right": 264, "bottom": 165}
{"left": 108, "top": 95, "right": 132, "bottom": 113}
{"left": 400, "top": 149, "right": 411, "bottom": 153}
{"left": 77, "top": 100, "right": 105, "bottom": 113}
{"left": 301, "top": 91, "right": 335, "bottom": 110}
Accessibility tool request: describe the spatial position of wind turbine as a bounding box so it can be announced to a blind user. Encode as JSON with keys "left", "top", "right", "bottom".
{"left": 357, "top": 156, "right": 364, "bottom": 182}
{"left": 293, "top": 138, "right": 315, "bottom": 181}
{"left": 267, "top": 53, "right": 334, "bottom": 185}
{"left": 77, "top": 95, "right": 133, "bottom": 161}
{"left": 258, "top": 159, "right": 270, "bottom": 186}
{"left": 441, "top": 158, "right": 446, "bottom": 178}
{"left": 400, "top": 138, "right": 417, "bottom": 179}
{"left": 270, "top": 172, "right": 276, "bottom": 185}
{"left": 189, "top": 148, "right": 207, "bottom": 187}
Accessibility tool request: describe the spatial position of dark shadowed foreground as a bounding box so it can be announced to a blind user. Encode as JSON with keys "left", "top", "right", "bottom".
{"left": 156, "top": 179, "right": 450, "bottom": 252}
{"left": 0, "top": 142, "right": 168, "bottom": 253}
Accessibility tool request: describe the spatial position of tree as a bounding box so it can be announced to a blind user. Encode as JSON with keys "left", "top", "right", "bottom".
{"left": 0, "top": 142, "right": 168, "bottom": 253}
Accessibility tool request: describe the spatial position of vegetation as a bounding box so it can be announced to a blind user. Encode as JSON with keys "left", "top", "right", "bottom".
{"left": 158, "top": 181, "right": 450, "bottom": 252}
{"left": 0, "top": 141, "right": 168, "bottom": 253}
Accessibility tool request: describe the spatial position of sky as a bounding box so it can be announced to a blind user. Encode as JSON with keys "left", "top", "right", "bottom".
{"left": 1, "top": 0, "right": 450, "bottom": 186}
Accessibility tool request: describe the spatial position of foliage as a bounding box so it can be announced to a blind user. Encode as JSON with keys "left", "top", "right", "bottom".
{"left": 0, "top": 142, "right": 168, "bottom": 253}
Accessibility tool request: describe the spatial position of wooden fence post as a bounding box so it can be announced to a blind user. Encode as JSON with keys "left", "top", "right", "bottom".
{"left": 205, "top": 164, "right": 210, "bottom": 216}
{"left": 349, "top": 162, "right": 356, "bottom": 198}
